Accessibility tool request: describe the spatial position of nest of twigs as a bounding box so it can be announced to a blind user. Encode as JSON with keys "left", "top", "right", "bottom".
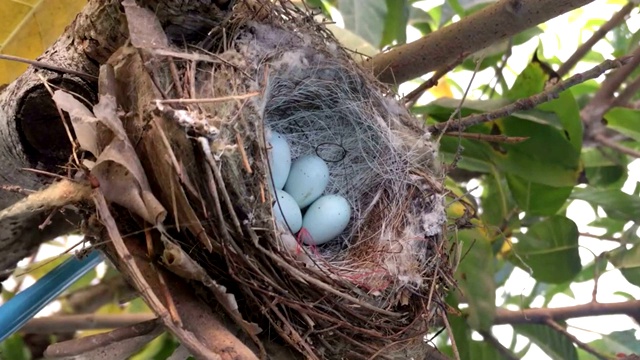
{"left": 57, "top": 0, "right": 454, "bottom": 358}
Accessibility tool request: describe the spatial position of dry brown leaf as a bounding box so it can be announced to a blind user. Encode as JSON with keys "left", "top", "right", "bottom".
{"left": 53, "top": 88, "right": 166, "bottom": 225}
{"left": 51, "top": 90, "right": 100, "bottom": 156}
{"left": 93, "top": 139, "right": 166, "bottom": 225}
{"left": 122, "top": 0, "right": 169, "bottom": 49}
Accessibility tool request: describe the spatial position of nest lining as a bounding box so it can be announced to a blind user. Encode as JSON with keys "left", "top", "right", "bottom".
{"left": 101, "top": 1, "right": 454, "bottom": 358}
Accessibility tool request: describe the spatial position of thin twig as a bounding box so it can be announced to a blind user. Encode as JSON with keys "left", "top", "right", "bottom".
{"left": 442, "top": 132, "right": 528, "bottom": 143}
{"left": 0, "top": 54, "right": 98, "bottom": 81}
{"left": 493, "top": 300, "right": 640, "bottom": 324}
{"left": 429, "top": 56, "right": 633, "bottom": 134}
{"left": 591, "top": 254, "right": 605, "bottom": 303}
{"left": 155, "top": 92, "right": 259, "bottom": 104}
{"left": 612, "top": 75, "right": 640, "bottom": 108}
{"left": 440, "top": 308, "right": 461, "bottom": 360}
{"left": 0, "top": 184, "right": 35, "bottom": 195}
{"left": 20, "top": 167, "right": 69, "bottom": 180}
{"left": 545, "top": 319, "right": 611, "bottom": 360}
{"left": 43, "top": 318, "right": 162, "bottom": 358}
{"left": 557, "top": 3, "right": 635, "bottom": 77}
{"left": 403, "top": 52, "right": 468, "bottom": 107}
{"left": 22, "top": 314, "right": 156, "bottom": 333}
{"left": 593, "top": 133, "right": 640, "bottom": 158}
{"left": 155, "top": 264, "right": 183, "bottom": 327}
{"left": 478, "top": 330, "right": 519, "bottom": 360}
{"left": 582, "top": 47, "right": 640, "bottom": 126}
{"left": 579, "top": 232, "right": 623, "bottom": 242}
{"left": 488, "top": 39, "right": 513, "bottom": 98}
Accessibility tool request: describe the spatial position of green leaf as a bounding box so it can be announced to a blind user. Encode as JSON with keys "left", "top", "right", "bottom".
{"left": 339, "top": 0, "right": 387, "bottom": 48}
{"left": 604, "top": 107, "right": 640, "bottom": 141}
{"left": 468, "top": 340, "right": 507, "bottom": 360}
{"left": 439, "top": 135, "right": 495, "bottom": 173}
{"left": 574, "top": 255, "right": 608, "bottom": 283}
{"left": 496, "top": 117, "right": 581, "bottom": 187}
{"left": 447, "top": 302, "right": 472, "bottom": 360}
{"left": 456, "top": 228, "right": 496, "bottom": 330}
{"left": 131, "top": 333, "right": 179, "bottom": 360}
{"left": 612, "top": 22, "right": 633, "bottom": 58}
{"left": 578, "top": 330, "right": 640, "bottom": 360}
{"left": 514, "top": 324, "right": 578, "bottom": 360}
{"left": 481, "top": 172, "right": 515, "bottom": 226}
{"left": 494, "top": 261, "right": 514, "bottom": 286}
{"left": 506, "top": 174, "right": 573, "bottom": 216}
{"left": 445, "top": 306, "right": 508, "bottom": 360}
{"left": 461, "top": 27, "right": 543, "bottom": 71}
{"left": 414, "top": 97, "right": 509, "bottom": 120}
{"left": 582, "top": 146, "right": 627, "bottom": 168}
{"left": 18, "top": 254, "right": 71, "bottom": 280}
{"left": 0, "top": 334, "right": 31, "bottom": 360}
{"left": 507, "top": 60, "right": 583, "bottom": 151}
{"left": 67, "top": 267, "right": 98, "bottom": 293}
{"left": 541, "top": 281, "right": 574, "bottom": 306}
{"left": 506, "top": 59, "right": 546, "bottom": 100}
{"left": 583, "top": 146, "right": 628, "bottom": 188}
{"left": 381, "top": 0, "right": 408, "bottom": 47}
{"left": 327, "top": 24, "right": 378, "bottom": 56}
{"left": 408, "top": 7, "right": 433, "bottom": 34}
{"left": 538, "top": 90, "right": 583, "bottom": 151}
{"left": 609, "top": 245, "right": 640, "bottom": 286}
{"left": 446, "top": 0, "right": 465, "bottom": 17}
{"left": 571, "top": 187, "right": 640, "bottom": 221}
{"left": 511, "top": 216, "right": 581, "bottom": 283}
{"left": 586, "top": 165, "right": 627, "bottom": 188}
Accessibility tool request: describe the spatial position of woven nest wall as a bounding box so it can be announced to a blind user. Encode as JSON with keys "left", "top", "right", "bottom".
{"left": 86, "top": 0, "right": 453, "bottom": 359}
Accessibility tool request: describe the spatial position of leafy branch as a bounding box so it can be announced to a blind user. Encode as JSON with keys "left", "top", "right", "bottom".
{"left": 428, "top": 56, "right": 632, "bottom": 134}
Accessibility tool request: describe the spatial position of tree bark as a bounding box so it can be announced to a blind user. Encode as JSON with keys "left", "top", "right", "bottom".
{"left": 369, "top": 0, "right": 595, "bottom": 84}
{"left": 0, "top": 0, "right": 125, "bottom": 279}
{"left": 0, "top": 0, "right": 229, "bottom": 278}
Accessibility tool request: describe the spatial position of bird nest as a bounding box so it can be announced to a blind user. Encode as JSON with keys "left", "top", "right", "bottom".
{"left": 54, "top": 0, "right": 454, "bottom": 358}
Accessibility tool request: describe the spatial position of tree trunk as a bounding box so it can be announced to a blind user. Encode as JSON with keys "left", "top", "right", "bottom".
{"left": 0, "top": 0, "right": 230, "bottom": 279}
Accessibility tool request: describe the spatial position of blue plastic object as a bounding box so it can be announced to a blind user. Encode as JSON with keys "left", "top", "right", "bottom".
{"left": 0, "top": 251, "right": 103, "bottom": 343}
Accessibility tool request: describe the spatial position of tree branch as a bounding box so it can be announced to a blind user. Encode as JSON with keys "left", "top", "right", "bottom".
{"left": 612, "top": 75, "right": 640, "bottom": 108}
{"left": 593, "top": 133, "right": 640, "bottom": 158}
{"left": 545, "top": 319, "right": 610, "bottom": 360}
{"left": 61, "top": 274, "right": 135, "bottom": 313}
{"left": 22, "top": 314, "right": 156, "bottom": 334}
{"left": 581, "top": 46, "right": 640, "bottom": 127}
{"left": 44, "top": 318, "right": 164, "bottom": 359}
{"left": 556, "top": 2, "right": 635, "bottom": 77}
{"left": 369, "top": 0, "right": 595, "bottom": 84}
{"left": 478, "top": 330, "right": 519, "bottom": 360}
{"left": 428, "top": 56, "right": 631, "bottom": 134}
{"left": 493, "top": 300, "right": 640, "bottom": 325}
{"left": 403, "top": 52, "right": 468, "bottom": 106}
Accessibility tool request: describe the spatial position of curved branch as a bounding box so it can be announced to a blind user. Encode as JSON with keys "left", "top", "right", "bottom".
{"left": 493, "top": 300, "right": 640, "bottom": 325}
{"left": 429, "top": 56, "right": 631, "bottom": 134}
{"left": 557, "top": 2, "right": 636, "bottom": 77}
{"left": 581, "top": 46, "right": 640, "bottom": 127}
{"left": 22, "top": 314, "right": 156, "bottom": 334}
{"left": 369, "top": 0, "right": 594, "bottom": 84}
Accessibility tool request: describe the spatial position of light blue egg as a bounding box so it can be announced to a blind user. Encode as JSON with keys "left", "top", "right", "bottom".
{"left": 273, "top": 190, "right": 302, "bottom": 233}
{"left": 267, "top": 131, "right": 291, "bottom": 189}
{"left": 284, "top": 155, "right": 329, "bottom": 208}
{"left": 301, "top": 195, "right": 351, "bottom": 245}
